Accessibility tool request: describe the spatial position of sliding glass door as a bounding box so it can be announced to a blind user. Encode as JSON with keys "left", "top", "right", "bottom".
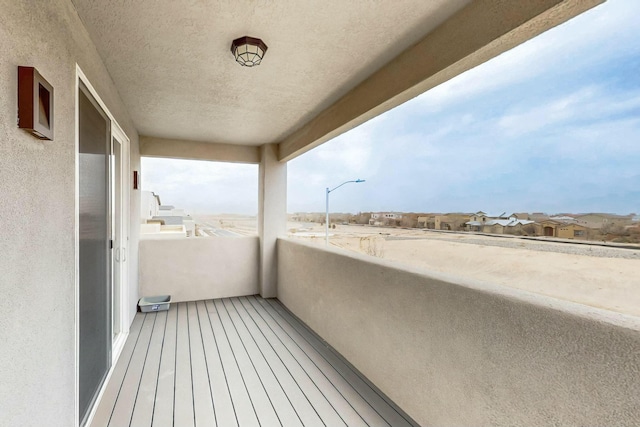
{"left": 78, "top": 83, "right": 112, "bottom": 426}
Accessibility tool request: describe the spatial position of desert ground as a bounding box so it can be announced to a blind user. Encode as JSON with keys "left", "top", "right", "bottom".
{"left": 290, "top": 223, "right": 640, "bottom": 318}
{"left": 197, "top": 216, "right": 640, "bottom": 317}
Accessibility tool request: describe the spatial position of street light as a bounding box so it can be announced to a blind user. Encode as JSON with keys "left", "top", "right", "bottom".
{"left": 325, "top": 179, "right": 365, "bottom": 245}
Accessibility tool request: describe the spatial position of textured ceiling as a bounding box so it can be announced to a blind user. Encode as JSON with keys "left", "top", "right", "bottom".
{"left": 72, "top": 0, "right": 470, "bottom": 146}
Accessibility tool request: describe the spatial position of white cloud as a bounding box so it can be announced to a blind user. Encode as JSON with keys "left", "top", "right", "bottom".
{"left": 412, "top": 0, "right": 640, "bottom": 114}
{"left": 141, "top": 158, "right": 258, "bottom": 214}
{"left": 497, "top": 86, "right": 640, "bottom": 138}
{"left": 497, "top": 86, "right": 597, "bottom": 136}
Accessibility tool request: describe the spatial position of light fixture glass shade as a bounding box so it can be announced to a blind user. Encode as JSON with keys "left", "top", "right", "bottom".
{"left": 231, "top": 36, "right": 268, "bottom": 67}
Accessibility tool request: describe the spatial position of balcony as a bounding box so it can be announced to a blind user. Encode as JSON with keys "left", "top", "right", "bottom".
{"left": 90, "top": 296, "right": 417, "bottom": 427}
{"left": 5, "top": 1, "right": 637, "bottom": 427}
{"left": 92, "top": 236, "right": 640, "bottom": 427}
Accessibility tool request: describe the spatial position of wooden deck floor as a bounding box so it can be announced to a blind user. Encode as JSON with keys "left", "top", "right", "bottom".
{"left": 89, "top": 296, "right": 418, "bottom": 427}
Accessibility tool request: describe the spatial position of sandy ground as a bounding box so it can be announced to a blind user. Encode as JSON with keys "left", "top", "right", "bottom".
{"left": 290, "top": 224, "right": 640, "bottom": 318}
{"left": 192, "top": 214, "right": 258, "bottom": 236}
{"left": 190, "top": 217, "right": 639, "bottom": 317}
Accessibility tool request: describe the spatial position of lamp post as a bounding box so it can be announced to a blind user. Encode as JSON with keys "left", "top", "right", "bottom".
{"left": 325, "top": 179, "right": 365, "bottom": 245}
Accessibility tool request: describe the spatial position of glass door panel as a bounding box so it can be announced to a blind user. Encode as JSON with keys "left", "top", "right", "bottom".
{"left": 78, "top": 83, "right": 112, "bottom": 426}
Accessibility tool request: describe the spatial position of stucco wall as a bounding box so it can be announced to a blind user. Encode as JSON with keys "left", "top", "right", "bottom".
{"left": 278, "top": 239, "right": 640, "bottom": 426}
{"left": 0, "top": 1, "right": 139, "bottom": 426}
{"left": 140, "top": 238, "right": 259, "bottom": 302}
{"left": 129, "top": 139, "right": 141, "bottom": 323}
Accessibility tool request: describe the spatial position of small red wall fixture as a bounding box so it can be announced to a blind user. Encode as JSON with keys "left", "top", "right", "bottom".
{"left": 18, "top": 66, "right": 54, "bottom": 140}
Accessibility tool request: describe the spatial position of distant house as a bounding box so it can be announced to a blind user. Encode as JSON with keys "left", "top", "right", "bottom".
{"left": 417, "top": 215, "right": 436, "bottom": 229}
{"left": 140, "top": 194, "right": 195, "bottom": 237}
{"left": 471, "top": 211, "right": 488, "bottom": 221}
{"left": 549, "top": 215, "right": 577, "bottom": 223}
{"left": 503, "top": 213, "right": 520, "bottom": 220}
{"left": 573, "top": 213, "right": 632, "bottom": 229}
{"left": 371, "top": 212, "right": 402, "bottom": 220}
{"left": 535, "top": 219, "right": 564, "bottom": 237}
{"left": 482, "top": 218, "right": 535, "bottom": 234}
{"left": 465, "top": 211, "right": 525, "bottom": 233}
{"left": 384, "top": 212, "right": 402, "bottom": 219}
{"left": 370, "top": 212, "right": 403, "bottom": 226}
{"left": 436, "top": 213, "right": 469, "bottom": 231}
{"left": 557, "top": 223, "right": 591, "bottom": 240}
{"left": 532, "top": 217, "right": 583, "bottom": 237}
{"left": 141, "top": 190, "right": 162, "bottom": 221}
{"left": 466, "top": 211, "right": 488, "bottom": 231}
{"left": 466, "top": 221, "right": 483, "bottom": 232}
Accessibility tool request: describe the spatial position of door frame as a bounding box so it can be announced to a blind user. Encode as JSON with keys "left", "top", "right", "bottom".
{"left": 74, "top": 64, "right": 131, "bottom": 427}
{"left": 110, "top": 124, "right": 129, "bottom": 356}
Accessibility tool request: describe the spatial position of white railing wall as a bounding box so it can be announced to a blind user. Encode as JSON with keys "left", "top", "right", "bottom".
{"left": 277, "top": 238, "right": 640, "bottom": 427}
{"left": 140, "top": 237, "right": 259, "bottom": 302}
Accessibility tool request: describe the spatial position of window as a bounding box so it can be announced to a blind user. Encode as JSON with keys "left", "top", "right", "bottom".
{"left": 141, "top": 157, "right": 258, "bottom": 237}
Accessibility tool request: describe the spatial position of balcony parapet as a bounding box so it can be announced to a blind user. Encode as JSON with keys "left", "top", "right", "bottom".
{"left": 140, "top": 237, "right": 259, "bottom": 302}
{"left": 277, "top": 238, "right": 640, "bottom": 426}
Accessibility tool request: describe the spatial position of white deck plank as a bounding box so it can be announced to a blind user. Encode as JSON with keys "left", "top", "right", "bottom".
{"left": 108, "top": 313, "right": 156, "bottom": 427}
{"left": 231, "top": 297, "right": 328, "bottom": 427}
{"left": 264, "top": 298, "right": 416, "bottom": 427}
{"left": 223, "top": 298, "right": 305, "bottom": 427}
{"left": 213, "top": 299, "right": 282, "bottom": 427}
{"left": 89, "top": 314, "right": 144, "bottom": 427}
{"left": 173, "top": 303, "right": 195, "bottom": 427}
{"left": 129, "top": 310, "right": 167, "bottom": 427}
{"left": 187, "top": 301, "right": 217, "bottom": 426}
{"left": 151, "top": 304, "right": 177, "bottom": 427}
{"left": 196, "top": 301, "right": 238, "bottom": 427}
{"left": 240, "top": 296, "right": 371, "bottom": 427}
{"left": 238, "top": 297, "right": 346, "bottom": 427}
{"left": 90, "top": 297, "right": 417, "bottom": 427}
{"left": 205, "top": 299, "right": 260, "bottom": 427}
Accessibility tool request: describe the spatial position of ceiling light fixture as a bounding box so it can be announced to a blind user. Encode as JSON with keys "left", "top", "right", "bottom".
{"left": 230, "top": 36, "right": 268, "bottom": 67}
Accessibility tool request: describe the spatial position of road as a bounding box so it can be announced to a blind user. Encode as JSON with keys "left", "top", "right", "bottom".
{"left": 197, "top": 221, "right": 244, "bottom": 237}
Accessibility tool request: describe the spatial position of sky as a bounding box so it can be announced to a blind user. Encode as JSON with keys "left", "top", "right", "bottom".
{"left": 143, "top": 0, "right": 640, "bottom": 216}
{"left": 141, "top": 158, "right": 258, "bottom": 215}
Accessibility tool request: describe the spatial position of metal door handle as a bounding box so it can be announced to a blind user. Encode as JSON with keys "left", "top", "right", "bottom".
{"left": 115, "top": 247, "right": 120, "bottom": 262}
{"left": 122, "top": 248, "right": 126, "bottom": 262}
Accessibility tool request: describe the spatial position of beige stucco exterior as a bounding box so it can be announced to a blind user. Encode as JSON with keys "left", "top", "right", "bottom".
{"left": 536, "top": 220, "right": 562, "bottom": 237}
{"left": 574, "top": 213, "right": 632, "bottom": 229}
{"left": 278, "top": 238, "right": 640, "bottom": 427}
{"left": 557, "top": 223, "right": 591, "bottom": 240}
{"left": 435, "top": 213, "right": 468, "bottom": 230}
{"left": 67, "top": 0, "right": 602, "bottom": 160}
{"left": 140, "top": 135, "right": 260, "bottom": 164}
{"left": 139, "top": 238, "right": 259, "bottom": 302}
{"left": 258, "top": 144, "right": 287, "bottom": 298}
{"left": 0, "top": 1, "right": 141, "bottom": 426}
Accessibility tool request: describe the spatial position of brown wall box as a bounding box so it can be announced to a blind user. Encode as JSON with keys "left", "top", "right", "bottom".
{"left": 18, "top": 66, "right": 54, "bottom": 140}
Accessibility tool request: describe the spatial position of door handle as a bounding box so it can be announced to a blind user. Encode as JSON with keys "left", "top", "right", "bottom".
{"left": 115, "top": 247, "right": 120, "bottom": 262}
{"left": 122, "top": 247, "right": 126, "bottom": 262}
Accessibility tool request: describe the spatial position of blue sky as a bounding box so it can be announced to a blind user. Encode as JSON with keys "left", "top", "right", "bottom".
{"left": 289, "top": 0, "right": 640, "bottom": 215}
{"left": 143, "top": 0, "right": 639, "bottom": 215}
